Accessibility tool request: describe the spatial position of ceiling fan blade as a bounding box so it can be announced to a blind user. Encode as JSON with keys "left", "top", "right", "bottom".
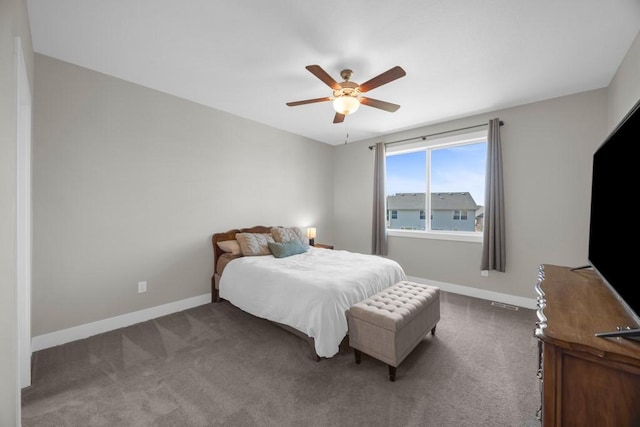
{"left": 306, "top": 65, "right": 341, "bottom": 90}
{"left": 360, "top": 97, "right": 401, "bottom": 112}
{"left": 286, "top": 97, "right": 331, "bottom": 107}
{"left": 333, "top": 113, "right": 345, "bottom": 124}
{"left": 358, "top": 66, "right": 406, "bottom": 93}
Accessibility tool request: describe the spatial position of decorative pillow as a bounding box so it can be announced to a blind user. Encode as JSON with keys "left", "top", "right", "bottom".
{"left": 271, "top": 227, "right": 309, "bottom": 247}
{"left": 268, "top": 240, "right": 308, "bottom": 258}
{"left": 217, "top": 240, "right": 241, "bottom": 255}
{"left": 236, "top": 232, "right": 275, "bottom": 256}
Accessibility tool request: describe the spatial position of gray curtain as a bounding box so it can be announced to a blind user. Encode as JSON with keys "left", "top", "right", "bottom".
{"left": 372, "top": 142, "right": 388, "bottom": 256}
{"left": 481, "top": 118, "right": 506, "bottom": 271}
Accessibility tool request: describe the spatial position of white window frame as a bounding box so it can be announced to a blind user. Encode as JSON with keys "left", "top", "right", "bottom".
{"left": 386, "top": 130, "right": 486, "bottom": 243}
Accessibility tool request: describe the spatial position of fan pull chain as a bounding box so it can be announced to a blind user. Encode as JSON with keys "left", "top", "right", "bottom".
{"left": 344, "top": 122, "right": 350, "bottom": 144}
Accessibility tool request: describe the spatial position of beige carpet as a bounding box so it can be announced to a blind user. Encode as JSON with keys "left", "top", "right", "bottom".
{"left": 22, "top": 291, "right": 541, "bottom": 426}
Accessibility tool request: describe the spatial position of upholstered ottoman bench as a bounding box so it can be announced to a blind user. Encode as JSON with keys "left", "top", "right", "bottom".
{"left": 347, "top": 281, "right": 440, "bottom": 381}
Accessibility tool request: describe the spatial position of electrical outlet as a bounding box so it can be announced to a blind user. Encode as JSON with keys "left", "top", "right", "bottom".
{"left": 138, "top": 281, "right": 147, "bottom": 293}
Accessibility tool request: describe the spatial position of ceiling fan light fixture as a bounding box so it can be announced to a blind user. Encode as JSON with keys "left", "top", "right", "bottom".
{"left": 333, "top": 96, "right": 360, "bottom": 115}
{"left": 287, "top": 65, "right": 405, "bottom": 123}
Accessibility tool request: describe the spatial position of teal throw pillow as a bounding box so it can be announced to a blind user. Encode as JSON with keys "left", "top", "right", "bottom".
{"left": 268, "top": 240, "right": 307, "bottom": 258}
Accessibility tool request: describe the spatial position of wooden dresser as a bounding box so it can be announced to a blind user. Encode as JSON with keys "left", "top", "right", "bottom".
{"left": 534, "top": 264, "right": 640, "bottom": 426}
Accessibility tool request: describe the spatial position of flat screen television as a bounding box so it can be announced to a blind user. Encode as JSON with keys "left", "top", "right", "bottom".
{"left": 588, "top": 97, "right": 640, "bottom": 340}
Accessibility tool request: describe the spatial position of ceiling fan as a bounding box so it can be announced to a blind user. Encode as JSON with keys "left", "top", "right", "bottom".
{"left": 286, "top": 65, "right": 406, "bottom": 124}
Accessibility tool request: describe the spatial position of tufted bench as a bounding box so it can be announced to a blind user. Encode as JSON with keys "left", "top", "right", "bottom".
{"left": 347, "top": 281, "right": 440, "bottom": 381}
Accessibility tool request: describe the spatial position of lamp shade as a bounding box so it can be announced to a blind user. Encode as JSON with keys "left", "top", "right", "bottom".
{"left": 333, "top": 96, "right": 360, "bottom": 115}
{"left": 306, "top": 227, "right": 317, "bottom": 239}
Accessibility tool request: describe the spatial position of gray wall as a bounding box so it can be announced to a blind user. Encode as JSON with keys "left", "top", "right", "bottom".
{"left": 608, "top": 31, "right": 640, "bottom": 130}
{"left": 32, "top": 55, "right": 334, "bottom": 336}
{"left": 1, "top": 0, "right": 33, "bottom": 424}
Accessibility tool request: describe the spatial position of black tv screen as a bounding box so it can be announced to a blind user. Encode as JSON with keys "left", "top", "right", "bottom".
{"left": 589, "top": 97, "right": 640, "bottom": 327}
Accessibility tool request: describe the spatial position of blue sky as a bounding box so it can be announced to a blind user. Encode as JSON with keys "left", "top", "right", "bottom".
{"left": 386, "top": 142, "right": 487, "bottom": 206}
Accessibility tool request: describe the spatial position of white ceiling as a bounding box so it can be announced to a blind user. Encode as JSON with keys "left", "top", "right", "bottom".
{"left": 26, "top": 0, "right": 640, "bottom": 146}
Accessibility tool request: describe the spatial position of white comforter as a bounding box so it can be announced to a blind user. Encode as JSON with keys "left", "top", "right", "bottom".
{"left": 219, "top": 247, "right": 406, "bottom": 358}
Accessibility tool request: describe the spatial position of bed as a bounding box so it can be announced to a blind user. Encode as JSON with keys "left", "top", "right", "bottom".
{"left": 211, "top": 226, "right": 407, "bottom": 359}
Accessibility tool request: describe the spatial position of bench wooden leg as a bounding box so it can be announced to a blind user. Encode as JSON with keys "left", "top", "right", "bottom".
{"left": 388, "top": 365, "right": 397, "bottom": 382}
{"left": 354, "top": 349, "right": 362, "bottom": 364}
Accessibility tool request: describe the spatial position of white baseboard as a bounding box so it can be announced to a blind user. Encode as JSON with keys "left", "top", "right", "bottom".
{"left": 406, "top": 276, "right": 538, "bottom": 310}
{"left": 32, "top": 280, "right": 537, "bottom": 352}
{"left": 32, "top": 293, "right": 211, "bottom": 352}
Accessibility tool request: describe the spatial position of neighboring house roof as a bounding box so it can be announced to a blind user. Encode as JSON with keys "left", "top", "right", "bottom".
{"left": 387, "top": 193, "right": 425, "bottom": 209}
{"left": 387, "top": 192, "right": 478, "bottom": 210}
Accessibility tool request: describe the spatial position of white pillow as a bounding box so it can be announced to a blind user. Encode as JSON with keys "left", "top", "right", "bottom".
{"left": 217, "top": 240, "right": 241, "bottom": 255}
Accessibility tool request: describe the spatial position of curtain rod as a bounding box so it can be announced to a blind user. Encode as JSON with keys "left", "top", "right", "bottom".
{"left": 368, "top": 120, "right": 504, "bottom": 150}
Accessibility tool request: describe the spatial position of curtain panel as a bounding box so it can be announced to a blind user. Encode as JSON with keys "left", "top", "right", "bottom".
{"left": 372, "top": 142, "right": 388, "bottom": 256}
{"left": 481, "top": 118, "right": 506, "bottom": 271}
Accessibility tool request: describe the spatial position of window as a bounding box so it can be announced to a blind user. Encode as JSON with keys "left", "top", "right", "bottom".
{"left": 453, "top": 210, "right": 470, "bottom": 220}
{"left": 385, "top": 130, "right": 487, "bottom": 241}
